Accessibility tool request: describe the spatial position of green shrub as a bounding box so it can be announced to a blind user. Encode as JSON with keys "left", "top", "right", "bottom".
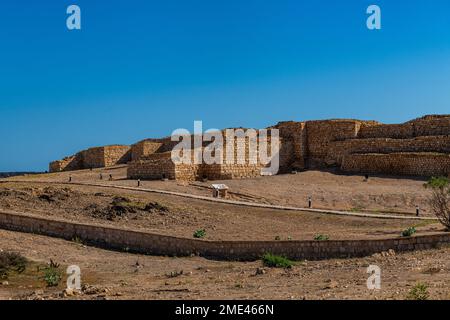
{"left": 314, "top": 234, "right": 329, "bottom": 241}
{"left": 0, "top": 252, "right": 27, "bottom": 279}
{"left": 407, "top": 283, "right": 430, "bottom": 300}
{"left": 424, "top": 176, "right": 450, "bottom": 189}
{"left": 424, "top": 176, "right": 450, "bottom": 230}
{"left": 274, "top": 236, "right": 281, "bottom": 241}
{"left": 41, "top": 259, "right": 62, "bottom": 287}
{"left": 402, "top": 227, "right": 417, "bottom": 237}
{"left": 193, "top": 229, "right": 206, "bottom": 239}
{"left": 262, "top": 253, "right": 293, "bottom": 268}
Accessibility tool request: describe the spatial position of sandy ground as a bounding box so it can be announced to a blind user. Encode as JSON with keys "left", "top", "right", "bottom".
{"left": 0, "top": 229, "right": 449, "bottom": 300}
{"left": 0, "top": 182, "right": 441, "bottom": 241}
{"left": 0, "top": 167, "right": 448, "bottom": 300}
{"left": 8, "top": 166, "right": 434, "bottom": 216}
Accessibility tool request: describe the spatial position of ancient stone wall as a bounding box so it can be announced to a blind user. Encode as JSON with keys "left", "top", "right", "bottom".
{"left": 131, "top": 140, "right": 163, "bottom": 161}
{"left": 330, "top": 136, "right": 450, "bottom": 166}
{"left": 104, "top": 145, "right": 131, "bottom": 166}
{"left": 51, "top": 114, "right": 450, "bottom": 179}
{"left": 1, "top": 210, "right": 449, "bottom": 261}
{"left": 127, "top": 152, "right": 176, "bottom": 180}
{"left": 304, "top": 120, "right": 364, "bottom": 167}
{"left": 49, "top": 154, "right": 83, "bottom": 172}
{"left": 274, "top": 121, "right": 307, "bottom": 171}
{"left": 341, "top": 152, "right": 450, "bottom": 177}
{"left": 49, "top": 145, "right": 130, "bottom": 172}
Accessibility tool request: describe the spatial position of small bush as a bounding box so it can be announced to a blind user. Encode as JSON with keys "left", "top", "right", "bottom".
{"left": 0, "top": 252, "right": 27, "bottom": 279}
{"left": 193, "top": 229, "right": 206, "bottom": 239}
{"left": 424, "top": 177, "right": 450, "bottom": 230}
{"left": 402, "top": 227, "right": 417, "bottom": 237}
{"left": 274, "top": 236, "right": 281, "bottom": 241}
{"left": 407, "top": 282, "right": 430, "bottom": 300}
{"left": 262, "top": 253, "right": 293, "bottom": 268}
{"left": 41, "top": 259, "right": 62, "bottom": 287}
{"left": 314, "top": 234, "right": 329, "bottom": 241}
{"left": 71, "top": 236, "right": 84, "bottom": 245}
{"left": 144, "top": 201, "right": 169, "bottom": 213}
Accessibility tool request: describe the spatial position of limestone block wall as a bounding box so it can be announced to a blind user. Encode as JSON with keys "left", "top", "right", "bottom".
{"left": 50, "top": 145, "right": 131, "bottom": 172}
{"left": 274, "top": 121, "right": 307, "bottom": 171}
{"left": 1, "top": 210, "right": 449, "bottom": 261}
{"left": 409, "top": 116, "right": 450, "bottom": 136}
{"left": 358, "top": 116, "right": 450, "bottom": 139}
{"left": 358, "top": 123, "right": 415, "bottom": 139}
{"left": 127, "top": 152, "right": 176, "bottom": 180}
{"left": 49, "top": 154, "right": 83, "bottom": 172}
{"left": 341, "top": 152, "right": 450, "bottom": 177}
{"left": 82, "top": 145, "right": 131, "bottom": 169}
{"left": 305, "top": 120, "right": 365, "bottom": 167}
{"left": 330, "top": 136, "right": 450, "bottom": 166}
{"left": 81, "top": 147, "right": 105, "bottom": 168}
{"left": 104, "top": 145, "right": 131, "bottom": 166}
{"left": 131, "top": 140, "right": 163, "bottom": 161}
{"left": 51, "top": 114, "right": 450, "bottom": 178}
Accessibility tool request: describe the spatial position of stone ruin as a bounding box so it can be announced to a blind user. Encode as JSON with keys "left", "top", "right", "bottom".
{"left": 49, "top": 115, "right": 450, "bottom": 180}
{"left": 49, "top": 145, "right": 131, "bottom": 172}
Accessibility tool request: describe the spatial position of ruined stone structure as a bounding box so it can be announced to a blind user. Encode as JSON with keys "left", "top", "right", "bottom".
{"left": 49, "top": 145, "right": 131, "bottom": 172}
{"left": 127, "top": 130, "right": 270, "bottom": 181}
{"left": 50, "top": 115, "right": 450, "bottom": 179}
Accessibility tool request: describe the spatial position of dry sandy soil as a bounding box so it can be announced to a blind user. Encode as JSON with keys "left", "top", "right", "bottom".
{"left": 0, "top": 168, "right": 448, "bottom": 300}
{"left": 0, "top": 182, "right": 442, "bottom": 241}
{"left": 8, "top": 165, "right": 435, "bottom": 216}
{"left": 0, "top": 229, "right": 449, "bottom": 300}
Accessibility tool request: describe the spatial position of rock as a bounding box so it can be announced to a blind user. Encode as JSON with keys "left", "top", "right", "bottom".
{"left": 255, "top": 268, "right": 266, "bottom": 275}
{"left": 323, "top": 280, "right": 339, "bottom": 289}
{"left": 1, "top": 281, "right": 9, "bottom": 286}
{"left": 63, "top": 288, "right": 75, "bottom": 297}
{"left": 82, "top": 284, "right": 103, "bottom": 295}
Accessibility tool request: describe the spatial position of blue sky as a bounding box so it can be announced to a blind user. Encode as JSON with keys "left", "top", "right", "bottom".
{"left": 1, "top": 0, "right": 449, "bottom": 171}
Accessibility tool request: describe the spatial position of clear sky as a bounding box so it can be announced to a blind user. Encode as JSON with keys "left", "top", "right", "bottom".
{"left": 1, "top": 0, "right": 449, "bottom": 171}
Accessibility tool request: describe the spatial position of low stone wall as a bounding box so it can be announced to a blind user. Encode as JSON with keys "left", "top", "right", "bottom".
{"left": 341, "top": 152, "right": 450, "bottom": 177}
{"left": 1, "top": 210, "right": 449, "bottom": 261}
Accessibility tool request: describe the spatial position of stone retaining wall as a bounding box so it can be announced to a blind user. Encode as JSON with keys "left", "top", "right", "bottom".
{"left": 0, "top": 210, "right": 448, "bottom": 261}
